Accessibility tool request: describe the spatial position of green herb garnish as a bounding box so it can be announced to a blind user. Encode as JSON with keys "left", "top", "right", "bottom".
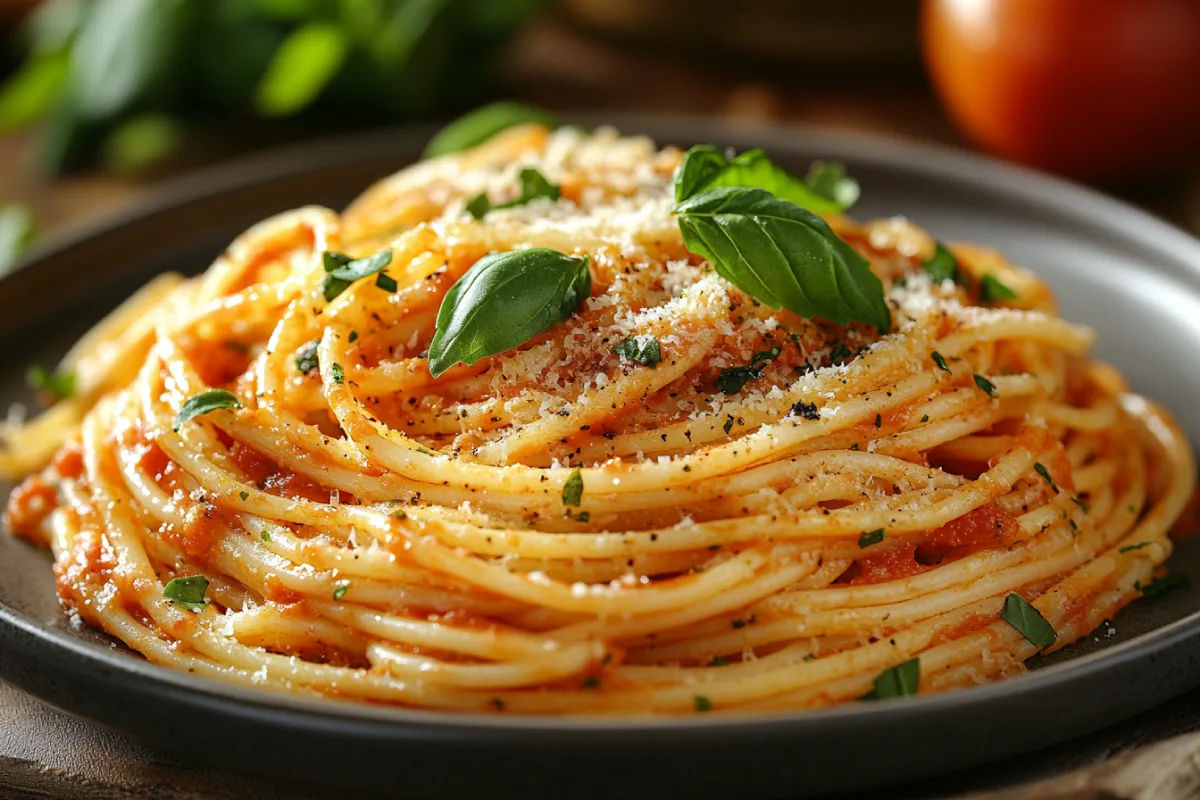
{"left": 174, "top": 390, "right": 242, "bottom": 431}
{"left": 467, "top": 167, "right": 559, "bottom": 219}
{"left": 673, "top": 186, "right": 889, "bottom": 333}
{"left": 1000, "top": 593, "right": 1056, "bottom": 649}
{"left": 614, "top": 335, "right": 662, "bottom": 368}
{"left": 322, "top": 248, "right": 394, "bottom": 302}
{"left": 424, "top": 102, "right": 559, "bottom": 159}
{"left": 295, "top": 340, "right": 319, "bottom": 374}
{"left": 333, "top": 582, "right": 349, "bottom": 601}
{"left": 674, "top": 145, "right": 858, "bottom": 213}
{"left": 562, "top": 467, "right": 583, "bottom": 507}
{"left": 931, "top": 352, "right": 951, "bottom": 374}
{"left": 1033, "top": 463, "right": 1059, "bottom": 494}
{"left": 859, "top": 529, "right": 884, "bottom": 548}
{"left": 1141, "top": 573, "right": 1190, "bottom": 598}
{"left": 974, "top": 374, "right": 996, "bottom": 398}
{"left": 980, "top": 274, "right": 1018, "bottom": 302}
{"left": 693, "top": 695, "right": 713, "bottom": 712}
{"left": 922, "top": 243, "right": 958, "bottom": 284}
{"left": 1120, "top": 542, "right": 1151, "bottom": 553}
{"left": 427, "top": 249, "right": 591, "bottom": 378}
{"left": 862, "top": 658, "right": 920, "bottom": 700}
{"left": 163, "top": 575, "right": 209, "bottom": 612}
{"left": 330, "top": 363, "right": 344, "bottom": 385}
{"left": 26, "top": 364, "right": 75, "bottom": 399}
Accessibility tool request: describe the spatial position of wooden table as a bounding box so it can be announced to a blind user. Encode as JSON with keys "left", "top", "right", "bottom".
{"left": 3, "top": 17, "right": 1200, "bottom": 800}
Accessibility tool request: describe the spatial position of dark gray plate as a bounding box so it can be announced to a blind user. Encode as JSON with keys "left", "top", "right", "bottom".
{"left": 2, "top": 115, "right": 1200, "bottom": 799}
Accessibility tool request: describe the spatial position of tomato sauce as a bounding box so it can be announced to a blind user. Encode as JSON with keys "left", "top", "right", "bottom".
{"left": 52, "top": 442, "right": 84, "bottom": 480}
{"left": 849, "top": 542, "right": 928, "bottom": 585}
{"left": 227, "top": 441, "right": 346, "bottom": 504}
{"left": 4, "top": 478, "right": 58, "bottom": 541}
{"left": 917, "top": 502, "right": 1020, "bottom": 563}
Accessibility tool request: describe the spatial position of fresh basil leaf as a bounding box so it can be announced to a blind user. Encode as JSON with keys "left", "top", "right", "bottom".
{"left": 0, "top": 52, "right": 70, "bottom": 132}
{"left": 71, "top": 0, "right": 183, "bottom": 119}
{"left": 163, "top": 574, "right": 209, "bottom": 612}
{"left": 255, "top": 22, "right": 349, "bottom": 117}
{"left": 804, "top": 161, "right": 860, "bottom": 211}
{"left": 674, "top": 146, "right": 859, "bottom": 213}
{"left": 673, "top": 144, "right": 730, "bottom": 204}
{"left": 0, "top": 203, "right": 36, "bottom": 275}
{"left": 423, "top": 101, "right": 559, "bottom": 159}
{"left": 562, "top": 467, "right": 583, "bottom": 507}
{"left": 295, "top": 340, "right": 319, "bottom": 373}
{"left": 862, "top": 657, "right": 920, "bottom": 700}
{"left": 322, "top": 248, "right": 394, "bottom": 302}
{"left": 1141, "top": 572, "right": 1189, "bottom": 598}
{"left": 922, "top": 243, "right": 958, "bottom": 284}
{"left": 1000, "top": 593, "right": 1057, "bottom": 649}
{"left": 101, "top": 113, "right": 182, "bottom": 173}
{"left": 427, "top": 248, "right": 590, "bottom": 377}
{"left": 174, "top": 389, "right": 242, "bottom": 431}
{"left": 469, "top": 167, "right": 560, "bottom": 219}
{"left": 859, "top": 529, "right": 884, "bottom": 548}
{"left": 614, "top": 335, "right": 662, "bottom": 367}
{"left": 26, "top": 364, "right": 74, "bottom": 399}
{"left": 673, "top": 187, "right": 890, "bottom": 332}
{"left": 980, "top": 274, "right": 1018, "bottom": 302}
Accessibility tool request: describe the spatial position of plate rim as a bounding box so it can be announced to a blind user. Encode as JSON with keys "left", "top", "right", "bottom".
{"left": 3, "top": 111, "right": 1200, "bottom": 743}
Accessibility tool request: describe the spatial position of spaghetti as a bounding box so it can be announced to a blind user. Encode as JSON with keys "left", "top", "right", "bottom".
{"left": 3, "top": 123, "right": 1194, "bottom": 714}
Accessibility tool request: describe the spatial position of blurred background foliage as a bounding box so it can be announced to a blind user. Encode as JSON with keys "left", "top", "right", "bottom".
{"left": 0, "top": 0, "right": 547, "bottom": 175}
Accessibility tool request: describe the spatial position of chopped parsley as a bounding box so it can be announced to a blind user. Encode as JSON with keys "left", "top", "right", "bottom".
{"left": 614, "top": 335, "right": 662, "bottom": 368}
{"left": 238, "top": 491, "right": 249, "bottom": 501}
{"left": 859, "top": 529, "right": 885, "bottom": 548}
{"left": 562, "top": 467, "right": 584, "bottom": 507}
{"left": 333, "top": 582, "right": 350, "bottom": 601}
{"left": 581, "top": 676, "right": 600, "bottom": 689}
{"left": 1071, "top": 496, "right": 1089, "bottom": 513}
{"left": 973, "top": 374, "right": 997, "bottom": 398}
{"left": 1141, "top": 573, "right": 1190, "bottom": 598}
{"left": 1033, "top": 463, "right": 1059, "bottom": 494}
{"left": 260, "top": 530, "right": 271, "bottom": 542}
{"left": 467, "top": 167, "right": 560, "bottom": 220}
{"left": 693, "top": 695, "right": 712, "bottom": 712}
{"left": 715, "top": 365, "right": 760, "bottom": 395}
{"left": 999, "top": 593, "right": 1057, "bottom": 649}
{"left": 931, "top": 351, "right": 951, "bottom": 374}
{"left": 828, "top": 343, "right": 852, "bottom": 364}
{"left": 708, "top": 656, "right": 729, "bottom": 667}
{"left": 330, "top": 363, "right": 344, "bottom": 384}
{"left": 922, "top": 242, "right": 958, "bottom": 284}
{"left": 1120, "top": 541, "right": 1151, "bottom": 553}
{"left": 980, "top": 274, "right": 1018, "bottom": 302}
{"left": 295, "top": 340, "right": 320, "bottom": 373}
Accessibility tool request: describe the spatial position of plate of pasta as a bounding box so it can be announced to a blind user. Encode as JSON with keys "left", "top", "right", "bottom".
{"left": 3, "top": 110, "right": 1200, "bottom": 798}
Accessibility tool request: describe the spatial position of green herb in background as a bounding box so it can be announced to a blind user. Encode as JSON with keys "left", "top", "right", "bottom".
{"left": 0, "top": 0, "right": 550, "bottom": 175}
{"left": 0, "top": 203, "right": 35, "bottom": 275}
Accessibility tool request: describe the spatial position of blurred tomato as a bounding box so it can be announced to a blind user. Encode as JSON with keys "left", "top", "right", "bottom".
{"left": 922, "top": 0, "right": 1200, "bottom": 178}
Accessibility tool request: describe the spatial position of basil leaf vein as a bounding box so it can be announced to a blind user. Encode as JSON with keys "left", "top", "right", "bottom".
{"left": 674, "top": 186, "right": 889, "bottom": 332}
{"left": 427, "top": 248, "right": 590, "bottom": 377}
